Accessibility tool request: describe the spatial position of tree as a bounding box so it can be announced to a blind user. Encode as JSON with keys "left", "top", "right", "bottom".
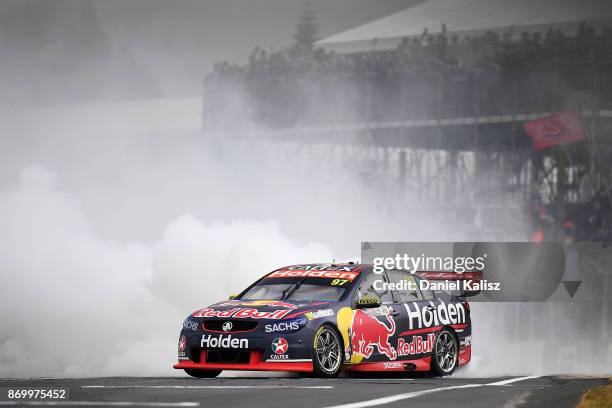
{"left": 293, "top": 0, "right": 319, "bottom": 51}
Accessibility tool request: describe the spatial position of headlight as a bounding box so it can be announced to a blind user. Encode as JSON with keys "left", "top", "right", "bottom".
{"left": 263, "top": 317, "right": 307, "bottom": 333}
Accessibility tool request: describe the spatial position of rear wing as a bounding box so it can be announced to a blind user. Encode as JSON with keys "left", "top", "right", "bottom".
{"left": 415, "top": 271, "right": 483, "bottom": 298}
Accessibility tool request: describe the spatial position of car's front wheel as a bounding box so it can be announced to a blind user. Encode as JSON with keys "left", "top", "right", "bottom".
{"left": 312, "top": 325, "right": 343, "bottom": 378}
{"left": 430, "top": 328, "right": 458, "bottom": 376}
{"left": 184, "top": 368, "right": 222, "bottom": 378}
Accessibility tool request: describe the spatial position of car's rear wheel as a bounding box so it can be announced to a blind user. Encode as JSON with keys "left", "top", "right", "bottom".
{"left": 184, "top": 368, "right": 222, "bottom": 378}
{"left": 312, "top": 325, "right": 343, "bottom": 378}
{"left": 430, "top": 328, "right": 458, "bottom": 376}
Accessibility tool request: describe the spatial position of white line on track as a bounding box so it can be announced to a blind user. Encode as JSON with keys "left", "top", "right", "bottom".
{"left": 488, "top": 376, "right": 541, "bottom": 386}
{"left": 0, "top": 402, "right": 199, "bottom": 407}
{"left": 82, "top": 385, "right": 333, "bottom": 389}
{"left": 324, "top": 376, "right": 541, "bottom": 408}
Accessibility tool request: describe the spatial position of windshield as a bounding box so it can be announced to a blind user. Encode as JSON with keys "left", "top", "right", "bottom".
{"left": 239, "top": 283, "right": 294, "bottom": 300}
{"left": 240, "top": 276, "right": 356, "bottom": 302}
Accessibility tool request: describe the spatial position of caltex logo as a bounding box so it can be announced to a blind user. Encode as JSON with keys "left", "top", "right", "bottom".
{"left": 272, "top": 337, "right": 289, "bottom": 355}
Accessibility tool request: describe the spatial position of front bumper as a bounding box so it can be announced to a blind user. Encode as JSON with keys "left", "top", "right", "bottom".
{"left": 173, "top": 350, "right": 313, "bottom": 372}
{"left": 173, "top": 326, "right": 315, "bottom": 372}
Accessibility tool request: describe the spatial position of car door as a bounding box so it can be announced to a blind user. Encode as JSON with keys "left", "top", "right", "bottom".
{"left": 387, "top": 270, "right": 437, "bottom": 360}
{"left": 349, "top": 271, "right": 401, "bottom": 362}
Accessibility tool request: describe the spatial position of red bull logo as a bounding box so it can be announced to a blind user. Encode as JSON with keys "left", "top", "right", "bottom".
{"left": 397, "top": 333, "right": 435, "bottom": 356}
{"left": 192, "top": 307, "right": 290, "bottom": 320}
{"left": 350, "top": 310, "right": 397, "bottom": 360}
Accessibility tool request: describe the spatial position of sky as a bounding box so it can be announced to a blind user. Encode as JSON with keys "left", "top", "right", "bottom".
{"left": 0, "top": 0, "right": 421, "bottom": 101}
{"left": 94, "top": 0, "right": 420, "bottom": 96}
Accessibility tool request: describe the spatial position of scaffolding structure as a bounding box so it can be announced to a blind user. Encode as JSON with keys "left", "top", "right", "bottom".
{"left": 203, "top": 61, "right": 612, "bottom": 240}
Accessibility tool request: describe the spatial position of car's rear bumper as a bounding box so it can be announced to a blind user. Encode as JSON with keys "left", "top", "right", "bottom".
{"left": 458, "top": 345, "right": 471, "bottom": 366}
{"left": 173, "top": 350, "right": 313, "bottom": 372}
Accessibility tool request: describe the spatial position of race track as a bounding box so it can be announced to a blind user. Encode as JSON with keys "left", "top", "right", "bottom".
{"left": 0, "top": 375, "right": 607, "bottom": 407}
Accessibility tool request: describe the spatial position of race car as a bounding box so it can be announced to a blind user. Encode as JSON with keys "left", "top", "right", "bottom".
{"left": 173, "top": 263, "right": 475, "bottom": 378}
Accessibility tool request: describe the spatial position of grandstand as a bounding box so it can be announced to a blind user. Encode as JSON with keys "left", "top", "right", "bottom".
{"left": 203, "top": 0, "right": 612, "bottom": 242}
{"left": 318, "top": 0, "right": 612, "bottom": 53}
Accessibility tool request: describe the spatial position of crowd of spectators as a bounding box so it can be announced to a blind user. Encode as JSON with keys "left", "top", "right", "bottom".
{"left": 203, "top": 23, "right": 612, "bottom": 129}
{"left": 202, "top": 23, "right": 612, "bottom": 242}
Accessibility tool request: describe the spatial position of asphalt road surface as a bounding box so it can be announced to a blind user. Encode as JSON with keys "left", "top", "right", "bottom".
{"left": 0, "top": 375, "right": 607, "bottom": 407}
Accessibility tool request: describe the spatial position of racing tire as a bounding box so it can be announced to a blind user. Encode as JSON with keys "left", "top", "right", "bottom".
{"left": 430, "top": 328, "right": 458, "bottom": 376}
{"left": 184, "top": 368, "right": 222, "bottom": 378}
{"left": 311, "top": 325, "right": 343, "bottom": 378}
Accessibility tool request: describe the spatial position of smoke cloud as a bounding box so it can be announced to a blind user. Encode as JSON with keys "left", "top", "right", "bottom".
{"left": 0, "top": 102, "right": 483, "bottom": 377}
{"left": 0, "top": 165, "right": 334, "bottom": 377}
{"left": 0, "top": 20, "right": 530, "bottom": 379}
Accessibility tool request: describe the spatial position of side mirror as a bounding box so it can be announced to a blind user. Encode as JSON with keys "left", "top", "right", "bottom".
{"left": 355, "top": 295, "right": 381, "bottom": 309}
{"left": 228, "top": 293, "right": 239, "bottom": 300}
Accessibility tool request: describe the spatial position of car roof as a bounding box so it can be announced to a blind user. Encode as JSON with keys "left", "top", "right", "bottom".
{"left": 272, "top": 263, "right": 369, "bottom": 272}
{"left": 265, "top": 263, "right": 371, "bottom": 283}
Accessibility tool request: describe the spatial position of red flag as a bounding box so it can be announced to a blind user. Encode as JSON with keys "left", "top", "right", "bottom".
{"left": 523, "top": 110, "right": 586, "bottom": 150}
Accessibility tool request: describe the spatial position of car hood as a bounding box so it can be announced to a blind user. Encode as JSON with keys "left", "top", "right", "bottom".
{"left": 191, "top": 299, "right": 334, "bottom": 320}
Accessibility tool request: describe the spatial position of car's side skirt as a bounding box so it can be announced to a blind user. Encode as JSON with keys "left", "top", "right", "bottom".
{"left": 344, "top": 356, "right": 432, "bottom": 372}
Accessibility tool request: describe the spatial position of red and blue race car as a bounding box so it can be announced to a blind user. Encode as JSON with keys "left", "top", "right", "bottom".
{"left": 174, "top": 263, "right": 474, "bottom": 377}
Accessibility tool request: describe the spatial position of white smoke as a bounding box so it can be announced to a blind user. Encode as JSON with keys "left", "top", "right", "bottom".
{"left": 457, "top": 299, "right": 612, "bottom": 377}
{"left": 150, "top": 215, "right": 333, "bottom": 312}
{"left": 0, "top": 93, "right": 406, "bottom": 378}
{"left": 0, "top": 166, "right": 333, "bottom": 377}
{"left": 0, "top": 93, "right": 530, "bottom": 379}
{"left": 2, "top": 109, "right": 607, "bottom": 378}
